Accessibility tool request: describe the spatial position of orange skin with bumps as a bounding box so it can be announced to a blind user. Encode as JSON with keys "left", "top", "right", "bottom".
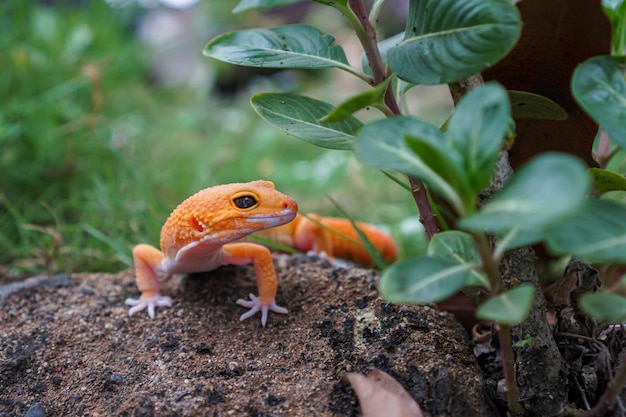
{"left": 127, "top": 180, "right": 397, "bottom": 325}
{"left": 256, "top": 214, "right": 397, "bottom": 267}
{"left": 127, "top": 180, "right": 298, "bottom": 325}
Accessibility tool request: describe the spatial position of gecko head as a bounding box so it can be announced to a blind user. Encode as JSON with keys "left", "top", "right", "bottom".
{"left": 225, "top": 180, "right": 298, "bottom": 230}
{"left": 162, "top": 180, "right": 298, "bottom": 250}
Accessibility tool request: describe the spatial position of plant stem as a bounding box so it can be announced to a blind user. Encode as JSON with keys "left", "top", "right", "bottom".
{"left": 474, "top": 232, "right": 521, "bottom": 413}
{"left": 449, "top": 74, "right": 485, "bottom": 104}
{"left": 344, "top": 0, "right": 440, "bottom": 238}
{"left": 474, "top": 233, "right": 501, "bottom": 295}
{"left": 573, "top": 347, "right": 626, "bottom": 417}
{"left": 347, "top": 0, "right": 386, "bottom": 84}
{"left": 399, "top": 110, "right": 439, "bottom": 237}
{"left": 384, "top": 82, "right": 401, "bottom": 114}
{"left": 409, "top": 177, "right": 440, "bottom": 238}
{"left": 452, "top": 73, "right": 523, "bottom": 411}
{"left": 498, "top": 324, "right": 521, "bottom": 414}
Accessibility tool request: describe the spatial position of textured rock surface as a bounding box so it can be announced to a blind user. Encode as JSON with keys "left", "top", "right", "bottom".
{"left": 0, "top": 255, "right": 495, "bottom": 416}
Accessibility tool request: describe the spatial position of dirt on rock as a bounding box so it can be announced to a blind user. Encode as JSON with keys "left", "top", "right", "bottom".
{"left": 0, "top": 254, "right": 496, "bottom": 416}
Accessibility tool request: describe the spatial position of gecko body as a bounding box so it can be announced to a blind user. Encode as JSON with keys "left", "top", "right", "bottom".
{"left": 255, "top": 214, "right": 397, "bottom": 266}
{"left": 127, "top": 180, "right": 397, "bottom": 325}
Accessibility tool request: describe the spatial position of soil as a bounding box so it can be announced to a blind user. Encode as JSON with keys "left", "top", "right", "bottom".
{"left": 2, "top": 254, "right": 625, "bottom": 417}
{"left": 0, "top": 254, "right": 496, "bottom": 417}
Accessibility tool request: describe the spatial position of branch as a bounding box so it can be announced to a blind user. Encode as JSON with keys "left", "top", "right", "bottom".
{"left": 343, "top": 0, "right": 440, "bottom": 238}
{"left": 347, "top": 0, "right": 386, "bottom": 84}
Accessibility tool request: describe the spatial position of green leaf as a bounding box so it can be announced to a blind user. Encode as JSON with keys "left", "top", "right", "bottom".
{"left": 354, "top": 117, "right": 464, "bottom": 212}
{"left": 508, "top": 91, "right": 568, "bottom": 120}
{"left": 514, "top": 334, "right": 534, "bottom": 348}
{"left": 446, "top": 83, "right": 511, "bottom": 194}
{"left": 325, "top": 197, "right": 388, "bottom": 269}
{"left": 379, "top": 256, "right": 470, "bottom": 304}
{"left": 494, "top": 227, "right": 545, "bottom": 253}
{"left": 459, "top": 153, "right": 591, "bottom": 238}
{"left": 579, "top": 292, "right": 626, "bottom": 324}
{"left": 403, "top": 135, "right": 469, "bottom": 203}
{"left": 427, "top": 231, "right": 488, "bottom": 287}
{"left": 233, "top": 0, "right": 303, "bottom": 13}
{"left": 603, "top": 0, "right": 626, "bottom": 14}
{"left": 250, "top": 93, "right": 362, "bottom": 150}
{"left": 388, "top": 0, "right": 521, "bottom": 84}
{"left": 572, "top": 56, "right": 626, "bottom": 149}
{"left": 313, "top": 0, "right": 348, "bottom": 6}
{"left": 355, "top": 84, "right": 511, "bottom": 216}
{"left": 545, "top": 199, "right": 626, "bottom": 263}
{"left": 476, "top": 285, "right": 535, "bottom": 325}
{"left": 590, "top": 168, "right": 626, "bottom": 195}
{"left": 319, "top": 78, "right": 391, "bottom": 123}
{"left": 602, "top": 0, "right": 626, "bottom": 54}
{"left": 204, "top": 24, "right": 354, "bottom": 72}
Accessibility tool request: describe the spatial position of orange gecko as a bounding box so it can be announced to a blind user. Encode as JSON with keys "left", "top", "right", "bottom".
{"left": 126, "top": 180, "right": 397, "bottom": 325}
{"left": 256, "top": 213, "right": 397, "bottom": 267}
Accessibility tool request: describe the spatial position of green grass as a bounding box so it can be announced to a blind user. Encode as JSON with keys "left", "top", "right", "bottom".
{"left": 0, "top": 1, "right": 432, "bottom": 283}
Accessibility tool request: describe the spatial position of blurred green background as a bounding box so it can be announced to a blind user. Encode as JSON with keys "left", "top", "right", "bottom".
{"left": 0, "top": 0, "right": 453, "bottom": 282}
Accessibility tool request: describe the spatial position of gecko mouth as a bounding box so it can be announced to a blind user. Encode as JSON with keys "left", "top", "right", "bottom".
{"left": 248, "top": 210, "right": 297, "bottom": 227}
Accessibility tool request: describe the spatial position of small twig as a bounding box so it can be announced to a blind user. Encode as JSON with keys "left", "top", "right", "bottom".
{"left": 573, "top": 348, "right": 626, "bottom": 417}
{"left": 554, "top": 332, "right": 606, "bottom": 350}
{"left": 572, "top": 374, "right": 592, "bottom": 410}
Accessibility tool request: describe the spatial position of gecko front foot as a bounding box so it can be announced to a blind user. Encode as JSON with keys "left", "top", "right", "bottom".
{"left": 236, "top": 294, "right": 288, "bottom": 326}
{"left": 125, "top": 295, "right": 172, "bottom": 318}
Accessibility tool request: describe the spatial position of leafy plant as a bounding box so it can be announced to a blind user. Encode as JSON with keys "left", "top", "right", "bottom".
{"left": 205, "top": 0, "right": 626, "bottom": 414}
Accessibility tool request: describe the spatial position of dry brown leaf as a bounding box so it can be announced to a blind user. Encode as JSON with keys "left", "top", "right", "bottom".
{"left": 544, "top": 259, "right": 599, "bottom": 308}
{"left": 343, "top": 368, "right": 423, "bottom": 417}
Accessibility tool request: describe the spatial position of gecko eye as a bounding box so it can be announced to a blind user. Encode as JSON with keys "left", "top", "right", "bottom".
{"left": 233, "top": 195, "right": 257, "bottom": 209}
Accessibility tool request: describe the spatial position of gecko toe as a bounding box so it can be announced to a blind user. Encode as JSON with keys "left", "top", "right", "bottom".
{"left": 125, "top": 295, "right": 172, "bottom": 318}
{"left": 236, "top": 294, "right": 288, "bottom": 326}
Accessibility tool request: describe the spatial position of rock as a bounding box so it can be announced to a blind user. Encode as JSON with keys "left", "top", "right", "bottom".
{"left": 24, "top": 404, "right": 45, "bottom": 417}
{"left": 0, "top": 255, "right": 495, "bottom": 416}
